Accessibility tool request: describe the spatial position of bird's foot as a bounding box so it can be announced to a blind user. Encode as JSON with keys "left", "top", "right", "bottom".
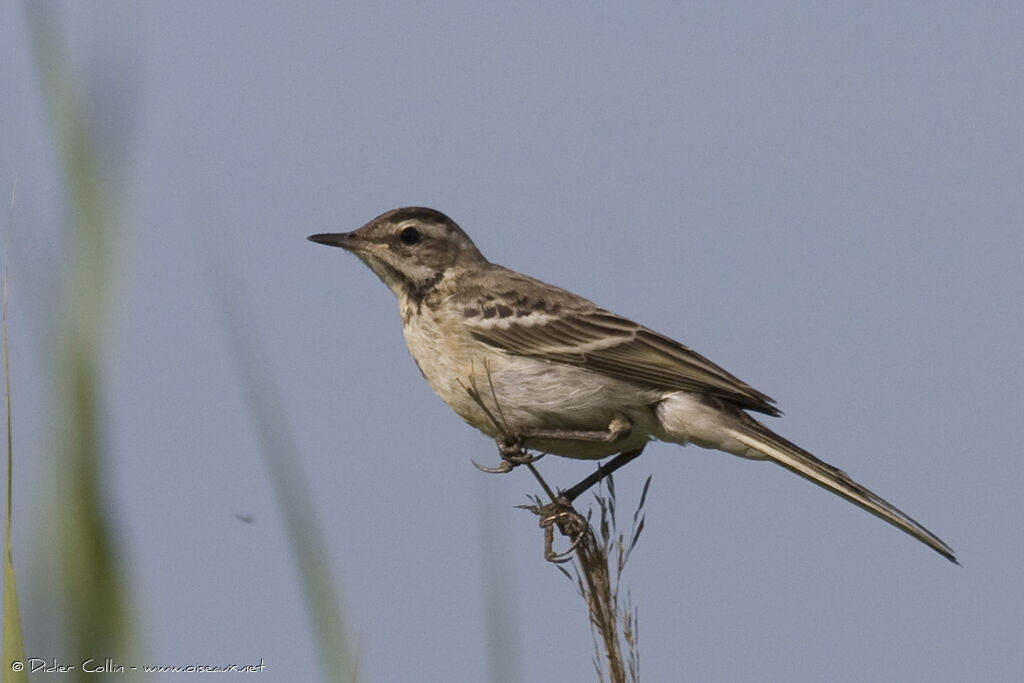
{"left": 537, "top": 496, "right": 589, "bottom": 563}
{"left": 472, "top": 436, "right": 546, "bottom": 474}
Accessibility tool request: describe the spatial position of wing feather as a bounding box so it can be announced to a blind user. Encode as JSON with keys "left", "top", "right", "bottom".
{"left": 470, "top": 306, "right": 780, "bottom": 415}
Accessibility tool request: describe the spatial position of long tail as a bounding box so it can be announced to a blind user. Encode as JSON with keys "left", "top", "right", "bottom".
{"left": 725, "top": 425, "right": 957, "bottom": 563}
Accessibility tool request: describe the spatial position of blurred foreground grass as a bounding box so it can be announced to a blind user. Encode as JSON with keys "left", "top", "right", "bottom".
{"left": 13, "top": 5, "right": 358, "bottom": 681}
{"left": 4, "top": 185, "right": 27, "bottom": 683}
{"left": 26, "top": 4, "right": 135, "bottom": 674}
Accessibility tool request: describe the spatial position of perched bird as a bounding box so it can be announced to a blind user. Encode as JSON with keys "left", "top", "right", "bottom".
{"left": 309, "top": 207, "right": 956, "bottom": 563}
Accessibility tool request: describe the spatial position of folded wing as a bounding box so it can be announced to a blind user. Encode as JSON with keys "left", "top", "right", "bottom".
{"left": 470, "top": 307, "right": 781, "bottom": 416}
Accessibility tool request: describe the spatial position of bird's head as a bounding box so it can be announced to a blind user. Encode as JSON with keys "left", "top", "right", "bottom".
{"left": 309, "top": 207, "right": 487, "bottom": 301}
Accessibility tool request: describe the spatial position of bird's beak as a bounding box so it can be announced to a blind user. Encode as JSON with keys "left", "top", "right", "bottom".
{"left": 308, "top": 232, "right": 360, "bottom": 250}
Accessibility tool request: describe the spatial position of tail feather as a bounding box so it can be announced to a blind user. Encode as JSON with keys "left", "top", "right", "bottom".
{"left": 726, "top": 426, "right": 957, "bottom": 564}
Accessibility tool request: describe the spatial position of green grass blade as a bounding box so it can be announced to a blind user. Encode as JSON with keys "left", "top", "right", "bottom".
{"left": 3, "top": 184, "right": 27, "bottom": 683}
{"left": 25, "top": 4, "right": 136, "bottom": 672}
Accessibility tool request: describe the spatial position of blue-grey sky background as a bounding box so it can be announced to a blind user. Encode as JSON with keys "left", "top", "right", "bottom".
{"left": 3, "top": 2, "right": 1023, "bottom": 681}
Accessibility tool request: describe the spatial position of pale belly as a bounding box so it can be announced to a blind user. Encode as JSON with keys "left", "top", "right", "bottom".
{"left": 401, "top": 311, "right": 661, "bottom": 459}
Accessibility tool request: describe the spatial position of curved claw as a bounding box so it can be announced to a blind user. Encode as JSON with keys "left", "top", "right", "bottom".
{"left": 545, "top": 527, "right": 586, "bottom": 563}
{"left": 472, "top": 458, "right": 514, "bottom": 474}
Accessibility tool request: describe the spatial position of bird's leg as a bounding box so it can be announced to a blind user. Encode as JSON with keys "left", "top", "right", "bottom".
{"left": 527, "top": 448, "right": 645, "bottom": 561}
{"left": 463, "top": 361, "right": 631, "bottom": 474}
{"left": 515, "top": 414, "right": 633, "bottom": 448}
{"left": 462, "top": 362, "right": 636, "bottom": 558}
{"left": 558, "top": 447, "right": 645, "bottom": 504}
{"left": 477, "top": 414, "right": 632, "bottom": 474}
{"left": 516, "top": 464, "right": 590, "bottom": 562}
{"left": 515, "top": 422, "right": 639, "bottom": 562}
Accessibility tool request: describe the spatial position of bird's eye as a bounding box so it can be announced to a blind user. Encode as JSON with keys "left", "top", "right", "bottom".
{"left": 399, "top": 226, "right": 421, "bottom": 245}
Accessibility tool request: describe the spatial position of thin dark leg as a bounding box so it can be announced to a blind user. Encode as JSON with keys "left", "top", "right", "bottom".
{"left": 514, "top": 416, "right": 631, "bottom": 446}
{"left": 559, "top": 448, "right": 645, "bottom": 503}
{"left": 480, "top": 415, "right": 634, "bottom": 474}
{"left": 500, "top": 415, "right": 632, "bottom": 457}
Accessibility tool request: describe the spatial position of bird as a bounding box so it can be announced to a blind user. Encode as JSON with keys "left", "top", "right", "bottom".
{"left": 309, "top": 206, "right": 956, "bottom": 563}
